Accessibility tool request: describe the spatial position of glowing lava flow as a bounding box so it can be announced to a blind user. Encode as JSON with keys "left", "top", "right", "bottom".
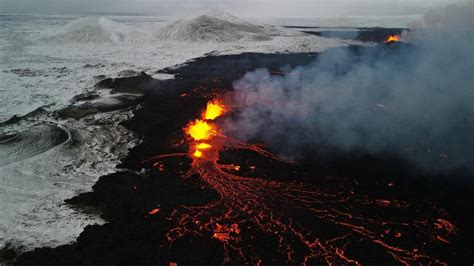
{"left": 384, "top": 35, "right": 401, "bottom": 43}
{"left": 148, "top": 99, "right": 455, "bottom": 265}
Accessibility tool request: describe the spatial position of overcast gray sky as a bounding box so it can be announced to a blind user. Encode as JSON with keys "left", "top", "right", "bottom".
{"left": 0, "top": 0, "right": 460, "bottom": 17}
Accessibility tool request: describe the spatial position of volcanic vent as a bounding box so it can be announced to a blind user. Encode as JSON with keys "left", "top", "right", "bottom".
{"left": 142, "top": 94, "right": 456, "bottom": 265}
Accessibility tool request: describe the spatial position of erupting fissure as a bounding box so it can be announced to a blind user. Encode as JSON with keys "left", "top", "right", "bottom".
{"left": 384, "top": 35, "right": 401, "bottom": 43}
{"left": 203, "top": 100, "right": 227, "bottom": 120}
{"left": 185, "top": 100, "right": 227, "bottom": 160}
{"left": 146, "top": 97, "right": 456, "bottom": 265}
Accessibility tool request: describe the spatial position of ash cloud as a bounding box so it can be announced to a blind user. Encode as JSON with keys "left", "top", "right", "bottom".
{"left": 224, "top": 3, "right": 474, "bottom": 173}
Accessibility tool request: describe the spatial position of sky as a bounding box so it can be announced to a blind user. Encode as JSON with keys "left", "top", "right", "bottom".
{"left": 0, "top": 0, "right": 461, "bottom": 17}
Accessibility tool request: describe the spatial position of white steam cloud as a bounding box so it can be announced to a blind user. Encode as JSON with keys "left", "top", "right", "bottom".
{"left": 224, "top": 3, "right": 474, "bottom": 172}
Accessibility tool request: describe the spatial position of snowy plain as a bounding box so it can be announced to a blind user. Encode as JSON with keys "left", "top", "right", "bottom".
{"left": 0, "top": 12, "right": 418, "bottom": 252}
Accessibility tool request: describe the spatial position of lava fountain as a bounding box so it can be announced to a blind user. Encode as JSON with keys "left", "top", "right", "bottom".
{"left": 203, "top": 100, "right": 227, "bottom": 120}
{"left": 146, "top": 98, "right": 456, "bottom": 265}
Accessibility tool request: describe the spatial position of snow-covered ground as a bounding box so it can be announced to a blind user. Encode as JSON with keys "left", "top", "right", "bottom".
{"left": 0, "top": 12, "right": 416, "bottom": 253}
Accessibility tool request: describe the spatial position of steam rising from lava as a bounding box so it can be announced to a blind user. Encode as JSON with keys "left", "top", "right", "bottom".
{"left": 141, "top": 5, "right": 471, "bottom": 264}
{"left": 147, "top": 98, "right": 456, "bottom": 264}
{"left": 223, "top": 4, "right": 474, "bottom": 172}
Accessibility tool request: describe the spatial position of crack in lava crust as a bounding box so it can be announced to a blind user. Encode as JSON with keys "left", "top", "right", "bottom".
{"left": 147, "top": 100, "right": 455, "bottom": 265}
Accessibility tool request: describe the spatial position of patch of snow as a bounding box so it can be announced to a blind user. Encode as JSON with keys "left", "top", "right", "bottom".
{"left": 0, "top": 110, "right": 137, "bottom": 251}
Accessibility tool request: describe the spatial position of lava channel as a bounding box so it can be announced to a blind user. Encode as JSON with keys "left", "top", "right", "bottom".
{"left": 145, "top": 98, "right": 455, "bottom": 265}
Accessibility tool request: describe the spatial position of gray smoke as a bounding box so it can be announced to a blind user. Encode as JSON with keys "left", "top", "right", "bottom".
{"left": 224, "top": 3, "right": 474, "bottom": 172}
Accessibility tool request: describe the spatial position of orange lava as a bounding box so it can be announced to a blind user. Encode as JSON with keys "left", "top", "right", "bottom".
{"left": 213, "top": 223, "right": 241, "bottom": 242}
{"left": 149, "top": 208, "right": 160, "bottom": 215}
{"left": 203, "top": 100, "right": 226, "bottom": 120}
{"left": 148, "top": 97, "right": 456, "bottom": 265}
{"left": 193, "top": 150, "right": 203, "bottom": 158}
{"left": 436, "top": 218, "right": 456, "bottom": 233}
{"left": 196, "top": 143, "right": 212, "bottom": 150}
{"left": 385, "top": 35, "right": 401, "bottom": 43}
{"left": 186, "top": 100, "right": 227, "bottom": 158}
{"left": 186, "top": 120, "right": 213, "bottom": 141}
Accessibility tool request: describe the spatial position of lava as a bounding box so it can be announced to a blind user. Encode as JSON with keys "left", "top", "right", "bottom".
{"left": 147, "top": 98, "right": 456, "bottom": 265}
{"left": 186, "top": 100, "right": 227, "bottom": 159}
{"left": 213, "top": 223, "right": 241, "bottom": 242}
{"left": 149, "top": 208, "right": 160, "bottom": 215}
{"left": 384, "top": 35, "right": 401, "bottom": 43}
{"left": 203, "top": 100, "right": 226, "bottom": 120}
{"left": 196, "top": 143, "right": 212, "bottom": 150}
{"left": 186, "top": 120, "right": 213, "bottom": 141}
{"left": 193, "top": 150, "right": 203, "bottom": 158}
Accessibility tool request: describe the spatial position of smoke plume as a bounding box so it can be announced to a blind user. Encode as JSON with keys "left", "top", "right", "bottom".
{"left": 224, "top": 3, "right": 474, "bottom": 173}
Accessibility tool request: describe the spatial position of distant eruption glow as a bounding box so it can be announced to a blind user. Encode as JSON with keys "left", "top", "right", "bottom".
{"left": 384, "top": 35, "right": 401, "bottom": 43}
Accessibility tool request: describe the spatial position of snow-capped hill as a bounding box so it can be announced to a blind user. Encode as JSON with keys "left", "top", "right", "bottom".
{"left": 43, "top": 16, "right": 135, "bottom": 43}
{"left": 155, "top": 12, "right": 275, "bottom": 42}
{"left": 204, "top": 10, "right": 265, "bottom": 30}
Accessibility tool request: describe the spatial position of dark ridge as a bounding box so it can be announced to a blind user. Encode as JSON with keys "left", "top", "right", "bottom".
{"left": 283, "top": 25, "right": 409, "bottom": 30}
{"left": 0, "top": 106, "right": 49, "bottom": 126}
{"left": 301, "top": 28, "right": 407, "bottom": 42}
{"left": 0, "top": 133, "right": 17, "bottom": 143}
{"left": 56, "top": 72, "right": 154, "bottom": 120}
{"left": 96, "top": 71, "right": 155, "bottom": 94}
{"left": 1, "top": 243, "right": 18, "bottom": 265}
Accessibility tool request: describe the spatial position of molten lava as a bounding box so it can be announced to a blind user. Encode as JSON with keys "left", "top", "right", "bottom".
{"left": 193, "top": 150, "right": 203, "bottom": 158}
{"left": 186, "top": 120, "right": 213, "bottom": 141}
{"left": 385, "top": 35, "right": 401, "bottom": 43}
{"left": 203, "top": 100, "right": 226, "bottom": 120}
{"left": 186, "top": 100, "right": 227, "bottom": 158}
{"left": 196, "top": 143, "right": 212, "bottom": 150}
{"left": 213, "top": 223, "right": 241, "bottom": 242}
{"left": 147, "top": 97, "right": 456, "bottom": 265}
{"left": 148, "top": 208, "right": 160, "bottom": 215}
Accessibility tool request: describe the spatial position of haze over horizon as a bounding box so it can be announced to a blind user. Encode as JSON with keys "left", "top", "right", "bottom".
{"left": 0, "top": 0, "right": 465, "bottom": 17}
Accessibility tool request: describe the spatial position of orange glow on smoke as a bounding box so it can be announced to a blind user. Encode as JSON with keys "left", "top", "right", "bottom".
{"left": 186, "top": 120, "right": 213, "bottom": 141}
{"left": 385, "top": 35, "right": 401, "bottom": 43}
{"left": 203, "top": 100, "right": 226, "bottom": 120}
